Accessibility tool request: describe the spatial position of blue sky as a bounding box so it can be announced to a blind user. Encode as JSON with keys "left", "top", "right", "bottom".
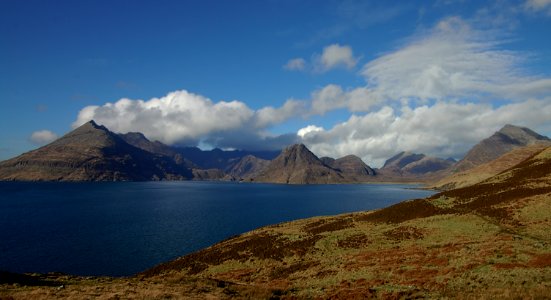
{"left": 1, "top": 0, "right": 551, "bottom": 166}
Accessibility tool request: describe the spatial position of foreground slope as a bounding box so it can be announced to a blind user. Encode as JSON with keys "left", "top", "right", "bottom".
{"left": 2, "top": 148, "right": 551, "bottom": 298}
{"left": 0, "top": 121, "right": 192, "bottom": 181}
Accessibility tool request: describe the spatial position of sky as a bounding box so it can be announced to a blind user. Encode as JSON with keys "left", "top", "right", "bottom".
{"left": 1, "top": 0, "right": 551, "bottom": 167}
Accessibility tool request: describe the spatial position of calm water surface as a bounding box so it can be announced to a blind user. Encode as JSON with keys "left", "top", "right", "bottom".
{"left": 0, "top": 181, "right": 435, "bottom": 276}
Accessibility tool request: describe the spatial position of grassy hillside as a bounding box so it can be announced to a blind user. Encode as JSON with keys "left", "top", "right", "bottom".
{"left": 2, "top": 147, "right": 551, "bottom": 299}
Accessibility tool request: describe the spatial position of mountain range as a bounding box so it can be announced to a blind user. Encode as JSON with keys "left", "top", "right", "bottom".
{"left": 1, "top": 121, "right": 549, "bottom": 185}
{"left": 8, "top": 127, "right": 551, "bottom": 298}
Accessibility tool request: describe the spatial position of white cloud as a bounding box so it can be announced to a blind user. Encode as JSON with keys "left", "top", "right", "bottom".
{"left": 297, "top": 125, "right": 324, "bottom": 138}
{"left": 525, "top": 0, "right": 551, "bottom": 11}
{"left": 286, "top": 44, "right": 359, "bottom": 74}
{"left": 316, "top": 44, "right": 358, "bottom": 72}
{"left": 309, "top": 84, "right": 381, "bottom": 115}
{"left": 283, "top": 58, "right": 306, "bottom": 71}
{"left": 300, "top": 99, "right": 551, "bottom": 167}
{"left": 30, "top": 130, "right": 58, "bottom": 145}
{"left": 255, "top": 99, "right": 305, "bottom": 128}
{"left": 73, "top": 90, "right": 301, "bottom": 148}
{"left": 361, "top": 16, "right": 551, "bottom": 103}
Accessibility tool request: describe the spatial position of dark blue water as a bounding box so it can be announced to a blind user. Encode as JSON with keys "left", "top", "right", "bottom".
{"left": 0, "top": 181, "right": 435, "bottom": 277}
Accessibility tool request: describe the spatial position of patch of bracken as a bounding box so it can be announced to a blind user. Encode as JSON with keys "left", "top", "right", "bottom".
{"left": 440, "top": 183, "right": 551, "bottom": 220}
{"left": 356, "top": 199, "right": 449, "bottom": 224}
{"left": 303, "top": 218, "right": 354, "bottom": 235}
{"left": 529, "top": 253, "right": 551, "bottom": 268}
{"left": 141, "top": 233, "right": 322, "bottom": 277}
{"left": 384, "top": 226, "right": 424, "bottom": 241}
{"left": 337, "top": 233, "right": 369, "bottom": 249}
{"left": 269, "top": 261, "right": 320, "bottom": 280}
{"left": 505, "top": 152, "right": 551, "bottom": 183}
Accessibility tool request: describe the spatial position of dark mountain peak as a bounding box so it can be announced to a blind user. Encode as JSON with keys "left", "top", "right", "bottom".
{"left": 52, "top": 120, "right": 122, "bottom": 149}
{"left": 0, "top": 122, "right": 192, "bottom": 181}
{"left": 284, "top": 143, "right": 308, "bottom": 152}
{"left": 497, "top": 124, "right": 550, "bottom": 144}
{"left": 280, "top": 144, "right": 321, "bottom": 166}
{"left": 254, "top": 144, "right": 345, "bottom": 184}
{"left": 75, "top": 120, "right": 108, "bottom": 133}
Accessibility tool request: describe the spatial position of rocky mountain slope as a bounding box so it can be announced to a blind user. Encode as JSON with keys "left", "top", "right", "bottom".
{"left": 431, "top": 143, "right": 550, "bottom": 190}
{"left": 451, "top": 124, "right": 550, "bottom": 172}
{"left": 7, "top": 145, "right": 550, "bottom": 298}
{"left": 253, "top": 144, "right": 347, "bottom": 184}
{"left": 0, "top": 121, "right": 192, "bottom": 181}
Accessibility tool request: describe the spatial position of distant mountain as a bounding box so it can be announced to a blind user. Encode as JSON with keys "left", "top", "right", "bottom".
{"left": 119, "top": 132, "right": 278, "bottom": 179}
{"left": 0, "top": 121, "right": 192, "bottom": 181}
{"left": 379, "top": 151, "right": 454, "bottom": 179}
{"left": 254, "top": 144, "right": 346, "bottom": 184}
{"left": 326, "top": 155, "right": 376, "bottom": 178}
{"left": 175, "top": 147, "right": 280, "bottom": 170}
{"left": 227, "top": 155, "right": 270, "bottom": 180}
{"left": 451, "top": 124, "right": 551, "bottom": 173}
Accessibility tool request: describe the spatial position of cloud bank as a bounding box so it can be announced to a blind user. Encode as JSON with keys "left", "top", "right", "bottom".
{"left": 298, "top": 17, "right": 551, "bottom": 166}
{"left": 300, "top": 99, "right": 551, "bottom": 167}
{"left": 30, "top": 130, "right": 58, "bottom": 145}
{"left": 362, "top": 17, "right": 551, "bottom": 102}
{"left": 72, "top": 16, "right": 551, "bottom": 166}
{"left": 73, "top": 90, "right": 300, "bottom": 150}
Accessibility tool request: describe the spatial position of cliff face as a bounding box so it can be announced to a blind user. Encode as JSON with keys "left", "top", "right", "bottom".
{"left": 254, "top": 144, "right": 346, "bottom": 184}
{"left": 0, "top": 121, "right": 192, "bottom": 181}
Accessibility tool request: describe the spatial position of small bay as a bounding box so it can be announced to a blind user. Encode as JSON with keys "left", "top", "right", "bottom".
{"left": 0, "top": 181, "right": 435, "bottom": 277}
